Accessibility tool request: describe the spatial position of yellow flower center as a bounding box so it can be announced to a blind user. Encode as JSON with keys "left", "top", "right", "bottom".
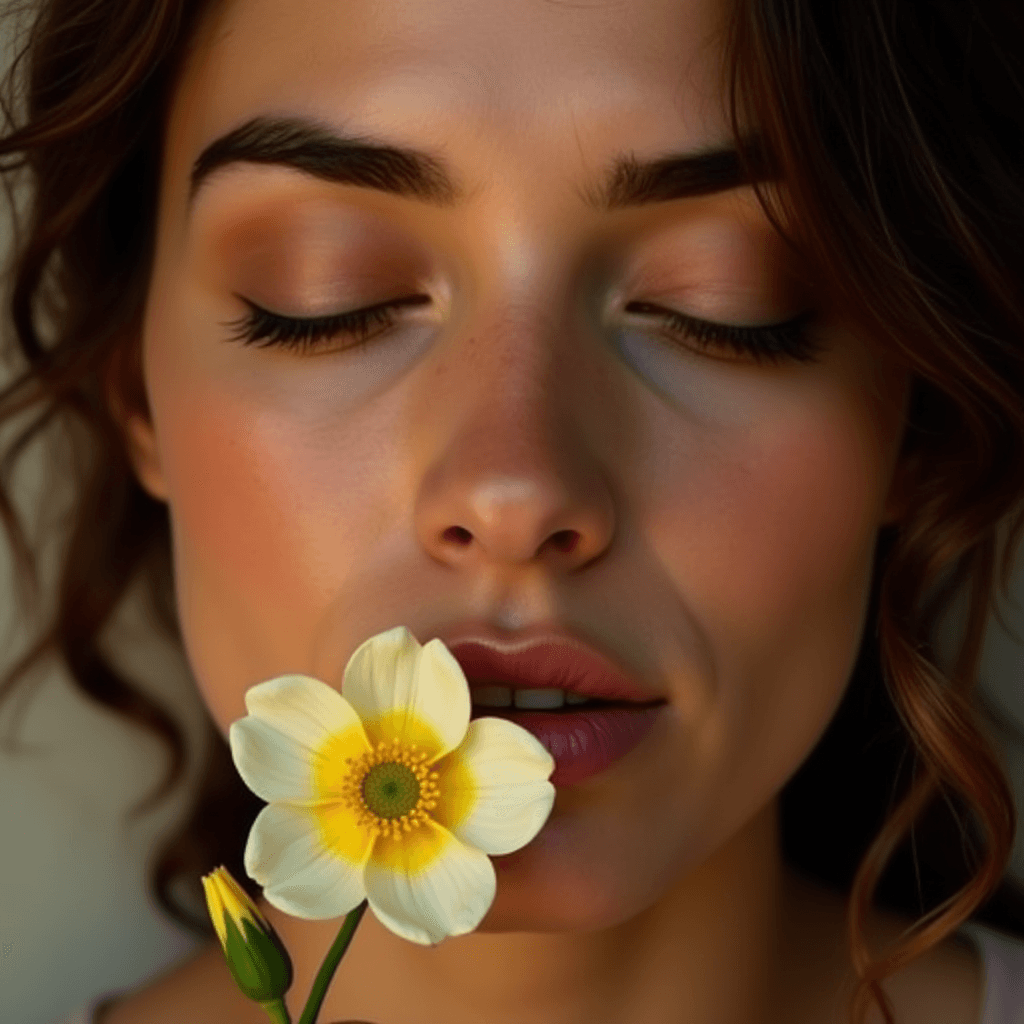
{"left": 341, "top": 739, "right": 441, "bottom": 840}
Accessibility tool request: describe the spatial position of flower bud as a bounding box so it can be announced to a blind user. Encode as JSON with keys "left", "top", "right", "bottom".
{"left": 201, "top": 865, "right": 293, "bottom": 1004}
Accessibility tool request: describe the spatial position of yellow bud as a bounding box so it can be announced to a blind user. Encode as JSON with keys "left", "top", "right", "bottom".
{"left": 201, "top": 866, "right": 292, "bottom": 1004}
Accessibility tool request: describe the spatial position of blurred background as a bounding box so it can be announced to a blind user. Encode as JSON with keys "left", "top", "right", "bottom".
{"left": 0, "top": 8, "right": 1022, "bottom": 1024}
{"left": 0, "top": 7, "right": 220, "bottom": 1022}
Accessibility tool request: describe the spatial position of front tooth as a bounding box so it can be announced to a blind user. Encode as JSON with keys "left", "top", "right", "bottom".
{"left": 565, "top": 691, "right": 590, "bottom": 704}
{"left": 471, "top": 685, "right": 513, "bottom": 707}
{"left": 513, "top": 688, "right": 565, "bottom": 710}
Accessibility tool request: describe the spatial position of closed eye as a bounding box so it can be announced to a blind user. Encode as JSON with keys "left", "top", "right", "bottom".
{"left": 627, "top": 301, "right": 822, "bottom": 366}
{"left": 220, "top": 294, "right": 431, "bottom": 355}
{"left": 219, "top": 293, "right": 822, "bottom": 366}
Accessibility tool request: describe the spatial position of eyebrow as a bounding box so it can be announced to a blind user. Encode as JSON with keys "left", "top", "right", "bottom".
{"left": 188, "top": 115, "right": 779, "bottom": 216}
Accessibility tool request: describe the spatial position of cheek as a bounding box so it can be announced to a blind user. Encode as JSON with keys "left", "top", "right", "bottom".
{"left": 169, "top": 398, "right": 304, "bottom": 595}
{"left": 711, "top": 413, "right": 880, "bottom": 632}
{"left": 654, "top": 379, "right": 888, "bottom": 652}
{"left": 648, "top": 381, "right": 890, "bottom": 801}
{"left": 156, "top": 391, "right": 315, "bottom": 726}
{"left": 145, "top": 359, "right": 384, "bottom": 730}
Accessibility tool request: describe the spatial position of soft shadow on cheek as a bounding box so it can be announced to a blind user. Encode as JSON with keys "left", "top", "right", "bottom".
{"left": 652, "top": 381, "right": 887, "bottom": 726}
{"left": 680, "top": 403, "right": 886, "bottom": 812}
{"left": 735, "top": 408, "right": 882, "bottom": 624}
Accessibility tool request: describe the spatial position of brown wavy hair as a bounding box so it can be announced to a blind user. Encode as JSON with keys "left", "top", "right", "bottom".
{"left": 0, "top": 0, "right": 1021, "bottom": 1022}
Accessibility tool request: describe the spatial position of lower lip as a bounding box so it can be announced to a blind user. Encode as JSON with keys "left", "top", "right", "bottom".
{"left": 468, "top": 702, "right": 667, "bottom": 786}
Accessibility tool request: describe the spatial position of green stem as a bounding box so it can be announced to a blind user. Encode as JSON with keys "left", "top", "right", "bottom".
{"left": 297, "top": 899, "right": 369, "bottom": 1024}
{"left": 259, "top": 997, "right": 292, "bottom": 1024}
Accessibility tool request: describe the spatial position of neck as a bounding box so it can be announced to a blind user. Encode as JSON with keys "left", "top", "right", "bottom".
{"left": 259, "top": 799, "right": 805, "bottom": 1024}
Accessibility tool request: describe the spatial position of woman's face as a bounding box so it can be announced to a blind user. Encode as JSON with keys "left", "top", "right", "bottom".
{"left": 126, "top": 0, "right": 910, "bottom": 932}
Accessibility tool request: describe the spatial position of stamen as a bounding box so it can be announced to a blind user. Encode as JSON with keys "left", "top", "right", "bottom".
{"left": 339, "top": 737, "right": 441, "bottom": 840}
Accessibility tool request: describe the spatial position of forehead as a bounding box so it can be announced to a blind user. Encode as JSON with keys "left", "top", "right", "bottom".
{"left": 169, "top": 0, "right": 733, "bottom": 187}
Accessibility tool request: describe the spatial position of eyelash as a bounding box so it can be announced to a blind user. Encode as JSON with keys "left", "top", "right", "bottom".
{"left": 627, "top": 302, "right": 821, "bottom": 366}
{"left": 221, "top": 295, "right": 822, "bottom": 366}
{"left": 221, "top": 295, "right": 429, "bottom": 354}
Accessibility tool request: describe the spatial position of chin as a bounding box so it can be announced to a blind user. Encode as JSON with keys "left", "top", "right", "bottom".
{"left": 474, "top": 840, "right": 657, "bottom": 934}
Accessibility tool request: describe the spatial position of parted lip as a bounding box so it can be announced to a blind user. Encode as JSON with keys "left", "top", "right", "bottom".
{"left": 428, "top": 621, "right": 664, "bottom": 704}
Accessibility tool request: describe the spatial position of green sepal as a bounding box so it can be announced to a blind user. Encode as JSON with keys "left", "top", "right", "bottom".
{"left": 222, "top": 910, "right": 294, "bottom": 1003}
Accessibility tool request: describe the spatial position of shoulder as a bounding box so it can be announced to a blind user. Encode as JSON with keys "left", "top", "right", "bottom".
{"left": 100, "top": 942, "right": 270, "bottom": 1024}
{"left": 956, "top": 921, "right": 1024, "bottom": 1024}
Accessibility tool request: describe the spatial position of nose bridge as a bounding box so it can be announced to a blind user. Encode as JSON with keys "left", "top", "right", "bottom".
{"left": 408, "top": 271, "right": 622, "bottom": 569}
{"left": 440, "top": 291, "right": 584, "bottom": 473}
{"left": 472, "top": 288, "right": 570, "bottom": 396}
{"left": 455, "top": 195, "right": 594, "bottom": 397}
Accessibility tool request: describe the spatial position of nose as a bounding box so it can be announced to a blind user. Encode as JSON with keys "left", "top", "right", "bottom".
{"left": 412, "top": 305, "right": 618, "bottom": 573}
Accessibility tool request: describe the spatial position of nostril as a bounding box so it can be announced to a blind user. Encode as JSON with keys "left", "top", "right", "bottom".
{"left": 443, "top": 526, "right": 472, "bottom": 545}
{"left": 551, "top": 530, "right": 579, "bottom": 554}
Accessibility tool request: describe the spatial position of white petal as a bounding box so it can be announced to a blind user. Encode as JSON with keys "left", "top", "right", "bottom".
{"left": 229, "top": 675, "right": 370, "bottom": 803}
{"left": 432, "top": 717, "right": 555, "bottom": 855}
{"left": 363, "top": 817, "right": 495, "bottom": 945}
{"left": 342, "top": 627, "right": 470, "bottom": 759}
{"left": 244, "top": 802, "right": 371, "bottom": 920}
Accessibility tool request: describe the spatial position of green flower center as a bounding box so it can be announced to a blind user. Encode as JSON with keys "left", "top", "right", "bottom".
{"left": 340, "top": 739, "right": 442, "bottom": 840}
{"left": 361, "top": 761, "right": 421, "bottom": 819}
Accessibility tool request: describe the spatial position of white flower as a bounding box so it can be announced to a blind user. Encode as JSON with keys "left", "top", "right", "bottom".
{"left": 229, "top": 625, "right": 556, "bottom": 945}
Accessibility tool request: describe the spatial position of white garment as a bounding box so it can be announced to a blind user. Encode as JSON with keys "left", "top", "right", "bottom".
{"left": 48, "top": 922, "right": 1024, "bottom": 1024}
{"left": 960, "top": 922, "right": 1024, "bottom": 1024}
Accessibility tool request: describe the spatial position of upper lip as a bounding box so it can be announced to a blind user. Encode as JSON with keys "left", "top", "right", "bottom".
{"left": 427, "top": 621, "right": 664, "bottom": 704}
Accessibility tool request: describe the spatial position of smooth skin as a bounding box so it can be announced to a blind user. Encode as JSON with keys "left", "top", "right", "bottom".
{"left": 105, "top": 0, "right": 982, "bottom": 1021}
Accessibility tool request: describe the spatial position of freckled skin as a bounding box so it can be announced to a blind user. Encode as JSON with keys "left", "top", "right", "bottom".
{"left": 108, "top": 0, "right": 940, "bottom": 1022}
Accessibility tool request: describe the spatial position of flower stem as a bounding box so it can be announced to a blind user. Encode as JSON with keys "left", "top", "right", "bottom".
{"left": 297, "top": 899, "right": 369, "bottom": 1024}
{"left": 259, "top": 998, "right": 292, "bottom": 1024}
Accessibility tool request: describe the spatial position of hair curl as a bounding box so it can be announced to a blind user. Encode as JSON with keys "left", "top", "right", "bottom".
{"left": 0, "top": 1, "right": 1021, "bottom": 1023}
